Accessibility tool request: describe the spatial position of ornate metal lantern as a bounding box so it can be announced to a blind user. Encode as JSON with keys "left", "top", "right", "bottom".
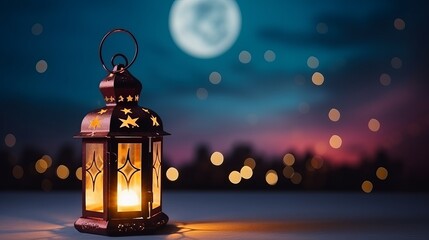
{"left": 74, "top": 29, "right": 169, "bottom": 235}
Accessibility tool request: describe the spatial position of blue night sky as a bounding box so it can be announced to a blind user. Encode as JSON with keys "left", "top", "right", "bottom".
{"left": 1, "top": 0, "right": 428, "bottom": 174}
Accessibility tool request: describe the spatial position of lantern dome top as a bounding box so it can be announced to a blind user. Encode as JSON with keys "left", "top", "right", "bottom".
{"left": 76, "top": 65, "right": 169, "bottom": 138}
{"left": 99, "top": 64, "right": 142, "bottom": 107}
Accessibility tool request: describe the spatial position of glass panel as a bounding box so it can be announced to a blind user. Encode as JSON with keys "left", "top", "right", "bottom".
{"left": 152, "top": 141, "right": 161, "bottom": 209}
{"left": 85, "top": 143, "right": 104, "bottom": 212}
{"left": 117, "top": 143, "right": 142, "bottom": 212}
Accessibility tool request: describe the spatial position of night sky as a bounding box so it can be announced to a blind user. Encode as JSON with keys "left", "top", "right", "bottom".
{"left": 1, "top": 0, "right": 428, "bottom": 176}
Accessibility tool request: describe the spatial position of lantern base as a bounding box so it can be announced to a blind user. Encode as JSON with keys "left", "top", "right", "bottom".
{"left": 74, "top": 212, "right": 169, "bottom": 236}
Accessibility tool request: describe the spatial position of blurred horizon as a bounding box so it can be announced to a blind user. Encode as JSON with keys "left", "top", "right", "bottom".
{"left": 1, "top": 140, "right": 419, "bottom": 192}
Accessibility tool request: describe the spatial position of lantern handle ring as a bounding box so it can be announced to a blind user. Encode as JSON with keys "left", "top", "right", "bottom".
{"left": 111, "top": 53, "right": 129, "bottom": 68}
{"left": 99, "top": 28, "right": 138, "bottom": 73}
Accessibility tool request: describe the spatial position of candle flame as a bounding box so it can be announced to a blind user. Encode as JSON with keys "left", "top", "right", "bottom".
{"left": 118, "top": 189, "right": 139, "bottom": 207}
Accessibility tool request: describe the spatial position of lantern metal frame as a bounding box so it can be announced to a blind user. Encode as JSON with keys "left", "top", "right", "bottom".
{"left": 74, "top": 29, "right": 169, "bottom": 236}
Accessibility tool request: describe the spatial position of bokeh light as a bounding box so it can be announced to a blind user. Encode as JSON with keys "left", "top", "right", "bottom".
{"left": 56, "top": 165, "right": 69, "bottom": 180}
{"left": 282, "top": 153, "right": 295, "bottom": 166}
{"left": 12, "top": 165, "right": 24, "bottom": 179}
{"left": 209, "top": 71, "right": 222, "bottom": 84}
{"left": 328, "top": 108, "right": 341, "bottom": 122}
{"left": 36, "top": 59, "right": 48, "bottom": 73}
{"left": 229, "top": 171, "right": 241, "bottom": 184}
{"left": 75, "top": 167, "right": 82, "bottom": 181}
{"left": 35, "top": 158, "right": 48, "bottom": 174}
{"left": 394, "top": 18, "right": 405, "bottom": 30}
{"left": 316, "top": 22, "right": 328, "bottom": 34}
{"left": 196, "top": 88, "right": 208, "bottom": 100}
{"left": 311, "top": 72, "right": 324, "bottom": 85}
{"left": 42, "top": 155, "right": 53, "bottom": 167}
{"left": 379, "top": 73, "right": 391, "bottom": 86}
{"left": 391, "top": 57, "right": 402, "bottom": 69}
{"left": 307, "top": 56, "right": 319, "bottom": 69}
{"left": 4, "top": 133, "right": 16, "bottom": 147}
{"left": 240, "top": 166, "right": 253, "bottom": 179}
{"left": 31, "top": 23, "right": 43, "bottom": 35}
{"left": 376, "top": 167, "right": 388, "bottom": 180}
{"left": 264, "top": 50, "right": 276, "bottom": 62}
{"left": 291, "top": 172, "right": 302, "bottom": 184}
{"left": 368, "top": 118, "right": 381, "bottom": 132}
{"left": 361, "top": 180, "right": 373, "bottom": 193}
{"left": 282, "top": 166, "right": 294, "bottom": 179}
{"left": 243, "top": 157, "right": 256, "bottom": 170}
{"left": 239, "top": 50, "right": 251, "bottom": 63}
{"left": 265, "top": 170, "right": 278, "bottom": 186}
{"left": 329, "top": 135, "right": 342, "bottom": 149}
{"left": 166, "top": 167, "right": 179, "bottom": 181}
{"left": 310, "top": 156, "right": 324, "bottom": 170}
{"left": 210, "top": 151, "right": 224, "bottom": 166}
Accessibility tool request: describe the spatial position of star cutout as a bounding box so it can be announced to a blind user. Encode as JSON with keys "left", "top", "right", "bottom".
{"left": 119, "top": 115, "right": 139, "bottom": 128}
{"left": 127, "top": 95, "right": 133, "bottom": 102}
{"left": 104, "top": 96, "right": 109, "bottom": 102}
{"left": 109, "top": 96, "right": 115, "bottom": 102}
{"left": 98, "top": 109, "right": 107, "bottom": 115}
{"left": 118, "top": 95, "right": 124, "bottom": 102}
{"left": 121, "top": 108, "right": 132, "bottom": 115}
{"left": 135, "top": 95, "right": 139, "bottom": 101}
{"left": 142, "top": 108, "right": 150, "bottom": 114}
{"left": 150, "top": 115, "right": 160, "bottom": 127}
{"left": 89, "top": 116, "right": 101, "bottom": 129}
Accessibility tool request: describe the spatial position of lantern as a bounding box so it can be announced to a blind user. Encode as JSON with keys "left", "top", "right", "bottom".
{"left": 74, "top": 29, "right": 169, "bottom": 235}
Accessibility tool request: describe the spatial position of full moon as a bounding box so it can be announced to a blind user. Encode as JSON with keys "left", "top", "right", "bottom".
{"left": 169, "top": 0, "right": 241, "bottom": 58}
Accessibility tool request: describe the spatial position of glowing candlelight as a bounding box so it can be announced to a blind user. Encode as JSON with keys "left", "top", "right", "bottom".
{"left": 118, "top": 189, "right": 139, "bottom": 207}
